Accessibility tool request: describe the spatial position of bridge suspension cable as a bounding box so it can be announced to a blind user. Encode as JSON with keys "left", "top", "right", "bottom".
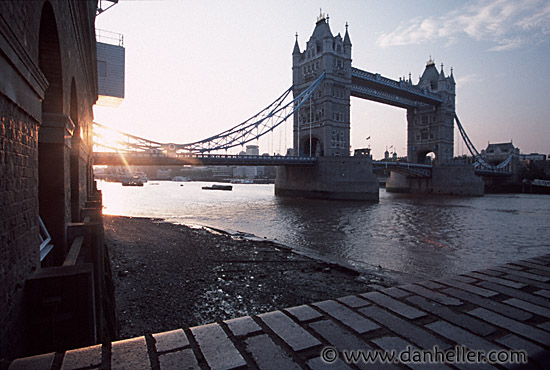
{"left": 454, "top": 113, "right": 513, "bottom": 171}
{"left": 94, "top": 73, "right": 325, "bottom": 155}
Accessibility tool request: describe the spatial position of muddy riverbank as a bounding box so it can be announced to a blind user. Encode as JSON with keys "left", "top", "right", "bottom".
{"left": 103, "top": 215, "right": 400, "bottom": 339}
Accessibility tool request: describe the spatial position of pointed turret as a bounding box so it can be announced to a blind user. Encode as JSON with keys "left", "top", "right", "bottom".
{"left": 293, "top": 33, "right": 300, "bottom": 55}
{"left": 344, "top": 22, "right": 351, "bottom": 46}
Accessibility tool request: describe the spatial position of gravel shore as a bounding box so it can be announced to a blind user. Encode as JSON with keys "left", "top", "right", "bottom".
{"left": 104, "top": 215, "right": 398, "bottom": 339}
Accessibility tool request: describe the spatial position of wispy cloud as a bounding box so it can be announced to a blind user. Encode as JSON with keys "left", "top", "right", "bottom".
{"left": 455, "top": 74, "right": 481, "bottom": 88}
{"left": 377, "top": 0, "right": 550, "bottom": 51}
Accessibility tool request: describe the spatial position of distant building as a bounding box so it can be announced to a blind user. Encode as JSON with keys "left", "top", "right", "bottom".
{"left": 481, "top": 142, "right": 521, "bottom": 181}
{"left": 481, "top": 142, "right": 520, "bottom": 165}
{"left": 520, "top": 153, "right": 547, "bottom": 162}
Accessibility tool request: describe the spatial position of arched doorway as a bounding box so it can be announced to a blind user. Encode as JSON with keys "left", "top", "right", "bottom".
{"left": 418, "top": 151, "right": 436, "bottom": 165}
{"left": 301, "top": 137, "right": 323, "bottom": 157}
{"left": 38, "top": 1, "right": 65, "bottom": 263}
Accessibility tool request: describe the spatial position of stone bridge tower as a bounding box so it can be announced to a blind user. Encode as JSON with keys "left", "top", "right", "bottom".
{"left": 292, "top": 12, "right": 351, "bottom": 157}
{"left": 407, "top": 59, "right": 456, "bottom": 164}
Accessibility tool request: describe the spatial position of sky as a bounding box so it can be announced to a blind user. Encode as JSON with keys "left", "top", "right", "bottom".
{"left": 93, "top": 0, "right": 550, "bottom": 159}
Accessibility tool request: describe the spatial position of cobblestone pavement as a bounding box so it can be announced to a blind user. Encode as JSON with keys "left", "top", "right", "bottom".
{"left": 7, "top": 255, "right": 550, "bottom": 369}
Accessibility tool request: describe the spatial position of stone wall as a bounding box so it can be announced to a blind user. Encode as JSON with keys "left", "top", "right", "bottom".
{"left": 0, "top": 0, "right": 98, "bottom": 359}
{"left": 275, "top": 157, "right": 379, "bottom": 201}
{"left": 0, "top": 97, "right": 41, "bottom": 358}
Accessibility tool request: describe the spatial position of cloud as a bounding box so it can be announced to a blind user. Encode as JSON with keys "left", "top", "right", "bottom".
{"left": 455, "top": 74, "right": 481, "bottom": 88}
{"left": 377, "top": 0, "right": 550, "bottom": 51}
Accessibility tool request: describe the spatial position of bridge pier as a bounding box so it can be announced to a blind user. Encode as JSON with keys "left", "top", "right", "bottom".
{"left": 386, "top": 164, "right": 484, "bottom": 196}
{"left": 275, "top": 157, "right": 379, "bottom": 201}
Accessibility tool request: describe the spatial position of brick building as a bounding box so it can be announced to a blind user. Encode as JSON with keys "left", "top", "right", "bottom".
{"left": 1, "top": 0, "right": 101, "bottom": 359}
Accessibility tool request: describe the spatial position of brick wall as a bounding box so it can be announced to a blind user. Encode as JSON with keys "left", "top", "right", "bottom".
{"left": 0, "top": 96, "right": 41, "bottom": 359}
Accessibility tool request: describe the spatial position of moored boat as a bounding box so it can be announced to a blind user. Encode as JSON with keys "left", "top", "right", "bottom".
{"left": 202, "top": 184, "right": 233, "bottom": 191}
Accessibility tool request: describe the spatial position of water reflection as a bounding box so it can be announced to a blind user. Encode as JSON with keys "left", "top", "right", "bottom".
{"left": 98, "top": 181, "right": 550, "bottom": 280}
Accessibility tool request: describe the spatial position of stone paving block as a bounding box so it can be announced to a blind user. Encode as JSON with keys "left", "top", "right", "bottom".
{"left": 478, "top": 281, "right": 550, "bottom": 309}
{"left": 537, "top": 322, "right": 550, "bottom": 332}
{"left": 504, "top": 298, "right": 550, "bottom": 318}
{"left": 425, "top": 320, "right": 500, "bottom": 352}
{"left": 309, "top": 319, "right": 371, "bottom": 351}
{"left": 442, "top": 287, "right": 532, "bottom": 321}
{"left": 111, "top": 336, "right": 150, "bottom": 370}
{"left": 245, "top": 334, "right": 301, "bottom": 370}
{"left": 417, "top": 280, "right": 447, "bottom": 290}
{"left": 496, "top": 334, "right": 549, "bottom": 367}
{"left": 527, "top": 267, "right": 550, "bottom": 278}
{"left": 467, "top": 307, "right": 550, "bottom": 346}
{"left": 535, "top": 289, "right": 550, "bottom": 298}
{"left": 490, "top": 266, "right": 550, "bottom": 282}
{"left": 158, "top": 349, "right": 199, "bottom": 370}
{"left": 224, "top": 316, "right": 262, "bottom": 337}
{"left": 495, "top": 272, "right": 550, "bottom": 291}
{"left": 382, "top": 287, "right": 410, "bottom": 298}
{"left": 257, "top": 310, "right": 321, "bottom": 351}
{"left": 465, "top": 272, "right": 525, "bottom": 289}
{"left": 153, "top": 329, "right": 189, "bottom": 352}
{"left": 359, "top": 305, "right": 451, "bottom": 350}
{"left": 370, "top": 337, "right": 452, "bottom": 370}
{"left": 501, "top": 263, "right": 523, "bottom": 270}
{"left": 524, "top": 257, "right": 550, "bottom": 267}
{"left": 337, "top": 295, "right": 370, "bottom": 308}
{"left": 400, "top": 284, "right": 462, "bottom": 306}
{"left": 370, "top": 336, "right": 417, "bottom": 370}
{"left": 360, "top": 291, "right": 426, "bottom": 319}
{"left": 61, "top": 344, "right": 102, "bottom": 370}
{"left": 443, "top": 275, "right": 477, "bottom": 284}
{"left": 406, "top": 295, "right": 496, "bottom": 336}
{"left": 284, "top": 305, "right": 323, "bottom": 322}
{"left": 8, "top": 353, "right": 55, "bottom": 370}
{"left": 475, "top": 268, "right": 504, "bottom": 277}
{"left": 190, "top": 323, "right": 246, "bottom": 369}
{"left": 366, "top": 284, "right": 386, "bottom": 291}
{"left": 313, "top": 300, "right": 379, "bottom": 334}
{"left": 307, "top": 356, "right": 353, "bottom": 370}
{"left": 511, "top": 260, "right": 550, "bottom": 276}
{"left": 438, "top": 279, "right": 498, "bottom": 298}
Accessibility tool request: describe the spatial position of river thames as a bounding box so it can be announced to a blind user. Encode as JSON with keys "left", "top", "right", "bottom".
{"left": 98, "top": 181, "right": 550, "bottom": 280}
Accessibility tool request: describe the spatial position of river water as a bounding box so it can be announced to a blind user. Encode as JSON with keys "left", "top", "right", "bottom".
{"left": 97, "top": 180, "right": 550, "bottom": 280}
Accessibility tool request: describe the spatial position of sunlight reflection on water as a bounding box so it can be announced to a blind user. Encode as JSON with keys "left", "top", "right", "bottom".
{"left": 98, "top": 180, "right": 550, "bottom": 279}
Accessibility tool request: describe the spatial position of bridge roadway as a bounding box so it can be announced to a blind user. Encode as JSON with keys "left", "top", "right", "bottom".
{"left": 93, "top": 152, "right": 511, "bottom": 179}
{"left": 7, "top": 254, "right": 550, "bottom": 369}
{"left": 92, "top": 152, "right": 318, "bottom": 167}
{"left": 351, "top": 67, "right": 444, "bottom": 109}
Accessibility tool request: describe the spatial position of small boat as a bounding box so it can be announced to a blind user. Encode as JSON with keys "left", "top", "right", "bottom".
{"left": 202, "top": 184, "right": 233, "bottom": 191}
{"left": 121, "top": 175, "right": 144, "bottom": 186}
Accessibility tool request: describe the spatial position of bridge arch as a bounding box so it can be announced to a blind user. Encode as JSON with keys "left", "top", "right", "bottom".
{"left": 415, "top": 149, "right": 437, "bottom": 165}
{"left": 300, "top": 136, "right": 323, "bottom": 157}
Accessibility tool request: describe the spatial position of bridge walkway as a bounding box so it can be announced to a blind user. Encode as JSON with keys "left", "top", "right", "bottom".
{"left": 7, "top": 255, "right": 550, "bottom": 369}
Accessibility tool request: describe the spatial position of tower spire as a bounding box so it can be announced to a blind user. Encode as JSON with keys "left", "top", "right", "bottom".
{"left": 293, "top": 32, "right": 300, "bottom": 55}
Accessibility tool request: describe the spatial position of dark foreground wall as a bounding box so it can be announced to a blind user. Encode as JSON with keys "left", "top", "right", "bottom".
{"left": 0, "top": 0, "right": 98, "bottom": 359}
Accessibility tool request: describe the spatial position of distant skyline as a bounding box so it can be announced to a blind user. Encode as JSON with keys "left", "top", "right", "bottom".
{"left": 94, "top": 0, "right": 550, "bottom": 159}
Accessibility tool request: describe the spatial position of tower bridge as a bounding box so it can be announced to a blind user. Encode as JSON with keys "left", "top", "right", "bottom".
{"left": 93, "top": 13, "right": 512, "bottom": 200}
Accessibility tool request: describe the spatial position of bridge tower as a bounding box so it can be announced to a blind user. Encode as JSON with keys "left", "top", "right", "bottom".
{"left": 276, "top": 13, "right": 379, "bottom": 201}
{"left": 292, "top": 12, "right": 351, "bottom": 157}
{"left": 407, "top": 59, "right": 456, "bottom": 164}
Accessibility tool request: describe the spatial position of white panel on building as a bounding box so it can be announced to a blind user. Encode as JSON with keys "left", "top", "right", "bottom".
{"left": 96, "top": 30, "right": 125, "bottom": 107}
